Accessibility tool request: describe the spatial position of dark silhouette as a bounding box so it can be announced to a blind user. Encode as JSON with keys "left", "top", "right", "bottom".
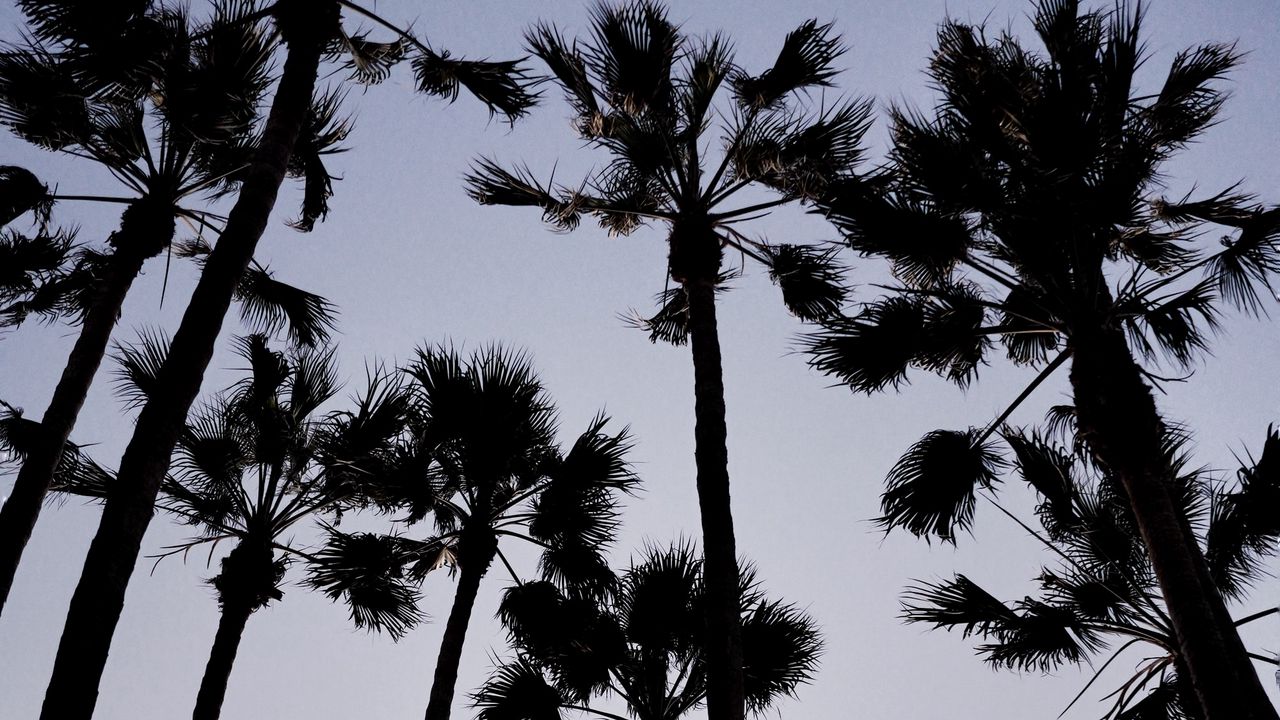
{"left": 466, "top": 5, "right": 870, "bottom": 717}
{"left": 476, "top": 541, "right": 822, "bottom": 720}
{"left": 38, "top": 1, "right": 537, "bottom": 717}
{"left": 902, "top": 425, "right": 1280, "bottom": 719}
{"left": 807, "top": 2, "right": 1280, "bottom": 717}
{"left": 307, "top": 345, "right": 638, "bottom": 720}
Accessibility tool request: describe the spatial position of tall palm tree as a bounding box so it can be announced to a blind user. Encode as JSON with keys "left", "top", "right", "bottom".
{"left": 307, "top": 344, "right": 639, "bottom": 720}
{"left": 160, "top": 336, "right": 413, "bottom": 720}
{"left": 474, "top": 542, "right": 822, "bottom": 720}
{"left": 0, "top": 0, "right": 341, "bottom": 615}
{"left": 465, "top": 5, "right": 868, "bottom": 716}
{"left": 39, "top": 2, "right": 537, "bottom": 717}
{"left": 902, "top": 425, "right": 1280, "bottom": 720}
{"left": 805, "top": 2, "right": 1280, "bottom": 717}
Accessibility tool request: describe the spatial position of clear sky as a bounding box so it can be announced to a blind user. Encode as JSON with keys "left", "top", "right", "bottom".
{"left": 2, "top": 1, "right": 1279, "bottom": 718}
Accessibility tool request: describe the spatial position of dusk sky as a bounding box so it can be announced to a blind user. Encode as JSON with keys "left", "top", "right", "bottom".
{"left": 2, "top": 1, "right": 1280, "bottom": 718}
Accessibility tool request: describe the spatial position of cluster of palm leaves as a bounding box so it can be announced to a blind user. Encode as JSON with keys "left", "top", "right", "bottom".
{"left": 902, "top": 423, "right": 1280, "bottom": 719}
{"left": 3, "top": 1, "right": 1280, "bottom": 720}
{"left": 475, "top": 542, "right": 821, "bottom": 720}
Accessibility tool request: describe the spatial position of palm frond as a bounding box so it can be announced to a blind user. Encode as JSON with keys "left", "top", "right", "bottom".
{"left": 902, "top": 574, "right": 1019, "bottom": 638}
{"left": 1144, "top": 42, "right": 1239, "bottom": 147}
{"left": 733, "top": 100, "right": 873, "bottom": 201}
{"left": 581, "top": 0, "right": 680, "bottom": 117}
{"left": 526, "top": 22, "right": 599, "bottom": 121}
{"left": 333, "top": 31, "right": 406, "bottom": 85}
{"left": 286, "top": 88, "right": 351, "bottom": 232}
{"left": 472, "top": 657, "right": 566, "bottom": 720}
{"left": 0, "top": 165, "right": 53, "bottom": 228}
{"left": 760, "top": 243, "right": 847, "bottom": 321}
{"left": 880, "top": 428, "right": 1005, "bottom": 542}
{"left": 1118, "top": 279, "right": 1219, "bottom": 367}
{"left": 235, "top": 265, "right": 337, "bottom": 347}
{"left": 980, "top": 598, "right": 1104, "bottom": 672}
{"left": 741, "top": 598, "right": 822, "bottom": 714}
{"left": 412, "top": 46, "right": 538, "bottom": 122}
{"left": 111, "top": 327, "right": 171, "bottom": 410}
{"left": 464, "top": 159, "right": 582, "bottom": 231}
{"left": 1002, "top": 428, "right": 1078, "bottom": 539}
{"left": 305, "top": 528, "right": 425, "bottom": 639}
{"left": 732, "top": 19, "right": 844, "bottom": 111}
{"left": 0, "top": 47, "right": 94, "bottom": 151}
{"left": 1205, "top": 426, "right": 1280, "bottom": 601}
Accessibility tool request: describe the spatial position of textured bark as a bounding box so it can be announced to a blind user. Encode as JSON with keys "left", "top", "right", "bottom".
{"left": 1069, "top": 322, "right": 1278, "bottom": 720}
{"left": 0, "top": 250, "right": 145, "bottom": 615}
{"left": 38, "top": 17, "right": 325, "bottom": 720}
{"left": 424, "top": 533, "right": 496, "bottom": 720}
{"left": 191, "top": 596, "right": 255, "bottom": 720}
{"left": 684, "top": 278, "right": 745, "bottom": 720}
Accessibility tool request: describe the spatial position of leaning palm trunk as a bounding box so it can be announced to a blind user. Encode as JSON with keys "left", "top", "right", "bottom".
{"left": 1069, "top": 320, "right": 1277, "bottom": 720}
{"left": 191, "top": 595, "right": 255, "bottom": 720}
{"left": 38, "top": 16, "right": 327, "bottom": 720}
{"left": 425, "top": 532, "right": 497, "bottom": 720}
{"left": 684, "top": 279, "right": 745, "bottom": 720}
{"left": 0, "top": 203, "right": 173, "bottom": 616}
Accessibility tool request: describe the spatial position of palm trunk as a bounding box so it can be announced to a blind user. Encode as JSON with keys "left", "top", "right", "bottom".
{"left": 424, "top": 535, "right": 496, "bottom": 720}
{"left": 684, "top": 278, "right": 745, "bottom": 720}
{"left": 191, "top": 594, "right": 255, "bottom": 720}
{"left": 1069, "top": 322, "right": 1278, "bottom": 720}
{"left": 0, "top": 250, "right": 146, "bottom": 616}
{"left": 38, "top": 16, "right": 325, "bottom": 720}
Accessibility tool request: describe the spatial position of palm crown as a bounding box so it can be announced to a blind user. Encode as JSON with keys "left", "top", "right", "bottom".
{"left": 902, "top": 425, "right": 1280, "bottom": 720}
{"left": 466, "top": 0, "right": 871, "bottom": 333}
{"left": 476, "top": 542, "right": 822, "bottom": 720}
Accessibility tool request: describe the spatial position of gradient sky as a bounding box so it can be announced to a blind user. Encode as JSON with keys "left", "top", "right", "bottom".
{"left": 2, "top": 1, "right": 1280, "bottom": 718}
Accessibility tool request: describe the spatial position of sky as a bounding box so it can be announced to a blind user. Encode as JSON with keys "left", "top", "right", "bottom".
{"left": 2, "top": 1, "right": 1280, "bottom": 719}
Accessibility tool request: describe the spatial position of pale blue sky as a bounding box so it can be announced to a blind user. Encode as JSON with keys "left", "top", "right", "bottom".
{"left": 2, "top": 1, "right": 1279, "bottom": 719}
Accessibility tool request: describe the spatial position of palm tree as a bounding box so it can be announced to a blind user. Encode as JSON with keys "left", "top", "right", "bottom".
{"left": 474, "top": 542, "right": 822, "bottom": 720}
{"left": 307, "top": 344, "right": 639, "bottom": 720}
{"left": 0, "top": 1, "right": 342, "bottom": 615}
{"left": 39, "top": 2, "right": 538, "bottom": 717}
{"left": 805, "top": 2, "right": 1280, "bottom": 717}
{"left": 464, "top": 5, "right": 868, "bottom": 716}
{"left": 902, "top": 425, "right": 1280, "bottom": 720}
{"left": 28, "top": 333, "right": 416, "bottom": 720}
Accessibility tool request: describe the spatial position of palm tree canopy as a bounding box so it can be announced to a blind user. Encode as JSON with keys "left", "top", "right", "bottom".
{"left": 805, "top": 0, "right": 1280, "bottom": 542}
{"left": 306, "top": 345, "right": 639, "bottom": 636}
{"left": 475, "top": 542, "right": 823, "bottom": 720}
{"left": 902, "top": 423, "right": 1280, "bottom": 720}
{"left": 466, "top": 0, "right": 873, "bottom": 335}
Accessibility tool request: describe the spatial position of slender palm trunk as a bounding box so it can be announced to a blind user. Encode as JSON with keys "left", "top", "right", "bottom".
{"left": 38, "top": 16, "right": 326, "bottom": 719}
{"left": 683, "top": 278, "right": 745, "bottom": 720}
{"left": 1069, "top": 322, "right": 1278, "bottom": 720}
{"left": 0, "top": 251, "right": 146, "bottom": 615}
{"left": 191, "top": 595, "right": 255, "bottom": 720}
{"left": 424, "top": 534, "right": 496, "bottom": 720}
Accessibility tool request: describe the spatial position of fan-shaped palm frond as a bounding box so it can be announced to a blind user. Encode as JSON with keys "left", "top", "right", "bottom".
{"left": 879, "top": 429, "right": 1005, "bottom": 542}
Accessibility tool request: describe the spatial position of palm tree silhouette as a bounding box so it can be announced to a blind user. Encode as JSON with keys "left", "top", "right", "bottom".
{"left": 475, "top": 541, "right": 822, "bottom": 720}
{"left": 0, "top": 2, "right": 342, "bottom": 616}
{"left": 902, "top": 425, "right": 1280, "bottom": 720}
{"left": 39, "top": 1, "right": 538, "bottom": 717}
{"left": 307, "top": 344, "right": 638, "bottom": 720}
{"left": 465, "top": 5, "right": 868, "bottom": 716}
{"left": 806, "top": 2, "right": 1280, "bottom": 716}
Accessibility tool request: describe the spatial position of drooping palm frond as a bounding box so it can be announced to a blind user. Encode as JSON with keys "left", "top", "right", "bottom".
{"left": 0, "top": 165, "right": 53, "bottom": 228}
{"left": 285, "top": 89, "right": 352, "bottom": 232}
{"left": 880, "top": 428, "right": 1006, "bottom": 541}
{"left": 235, "top": 265, "right": 337, "bottom": 347}
{"left": 0, "top": 48, "right": 95, "bottom": 151}
{"left": 412, "top": 47, "right": 538, "bottom": 123}
{"left": 731, "top": 19, "right": 845, "bottom": 111}
{"left": 333, "top": 30, "right": 406, "bottom": 85}
{"left": 1002, "top": 428, "right": 1078, "bottom": 539}
{"left": 306, "top": 528, "right": 425, "bottom": 639}
{"left": 1118, "top": 279, "right": 1220, "bottom": 367}
{"left": 759, "top": 243, "right": 846, "bottom": 321}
